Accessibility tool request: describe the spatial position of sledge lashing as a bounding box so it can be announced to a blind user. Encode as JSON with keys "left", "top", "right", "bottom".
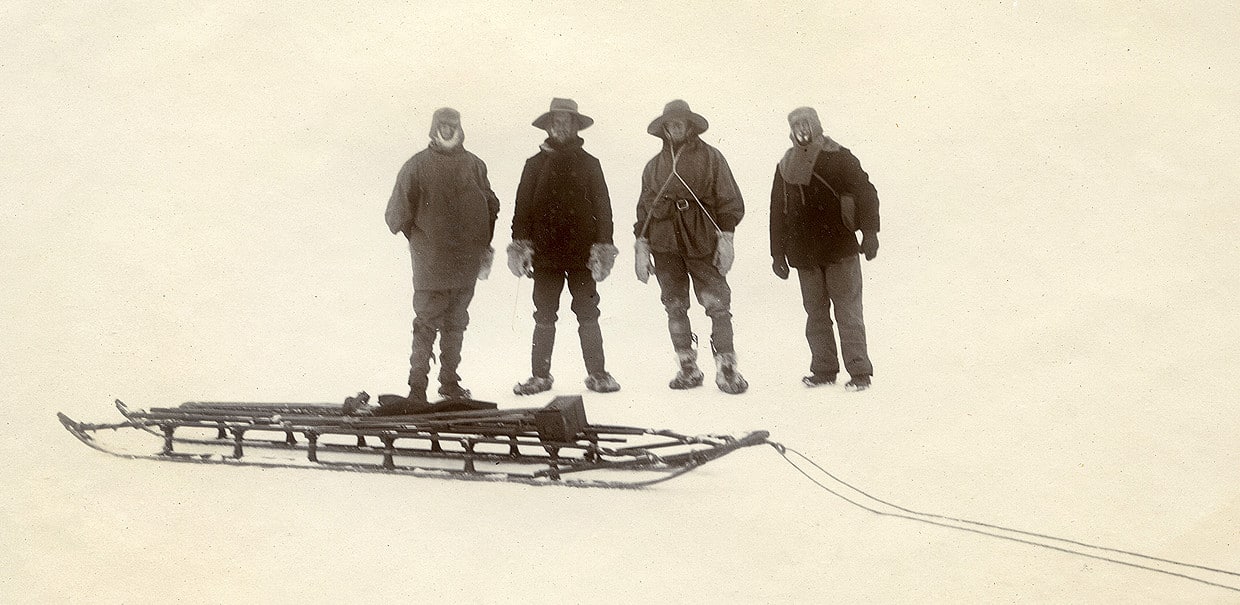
{"left": 58, "top": 394, "right": 771, "bottom": 489}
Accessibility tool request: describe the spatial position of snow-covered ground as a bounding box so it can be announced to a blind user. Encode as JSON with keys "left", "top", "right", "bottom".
{"left": 4, "top": 3, "right": 1238, "bottom": 603}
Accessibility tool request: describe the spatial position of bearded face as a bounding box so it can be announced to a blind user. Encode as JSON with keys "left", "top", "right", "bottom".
{"left": 435, "top": 122, "right": 461, "bottom": 148}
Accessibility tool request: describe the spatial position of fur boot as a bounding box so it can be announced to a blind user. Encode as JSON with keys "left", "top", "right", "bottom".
{"left": 714, "top": 352, "right": 748, "bottom": 394}
{"left": 513, "top": 374, "right": 554, "bottom": 396}
{"left": 584, "top": 371, "right": 621, "bottom": 393}
{"left": 668, "top": 349, "right": 704, "bottom": 390}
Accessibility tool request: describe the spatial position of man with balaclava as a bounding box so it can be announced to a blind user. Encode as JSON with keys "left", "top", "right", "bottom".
{"left": 376, "top": 107, "right": 500, "bottom": 414}
{"left": 507, "top": 98, "right": 621, "bottom": 395}
{"left": 634, "top": 100, "right": 748, "bottom": 395}
{"left": 770, "top": 106, "right": 880, "bottom": 391}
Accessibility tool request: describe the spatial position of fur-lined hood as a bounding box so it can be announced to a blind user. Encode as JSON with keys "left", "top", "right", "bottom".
{"left": 428, "top": 107, "right": 465, "bottom": 151}
{"left": 786, "top": 106, "right": 840, "bottom": 150}
{"left": 780, "top": 107, "right": 841, "bottom": 185}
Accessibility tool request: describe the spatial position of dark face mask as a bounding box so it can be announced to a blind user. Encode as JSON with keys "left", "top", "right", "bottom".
{"left": 664, "top": 119, "right": 689, "bottom": 144}
{"left": 791, "top": 121, "right": 814, "bottom": 145}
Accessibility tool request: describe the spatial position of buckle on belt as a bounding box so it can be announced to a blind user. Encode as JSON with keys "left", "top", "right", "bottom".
{"left": 675, "top": 198, "right": 691, "bottom": 211}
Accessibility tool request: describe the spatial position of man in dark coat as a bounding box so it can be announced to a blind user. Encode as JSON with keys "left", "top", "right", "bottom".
{"left": 634, "top": 100, "right": 748, "bottom": 394}
{"left": 380, "top": 107, "right": 500, "bottom": 412}
{"left": 770, "top": 106, "right": 880, "bottom": 391}
{"left": 507, "top": 98, "right": 620, "bottom": 395}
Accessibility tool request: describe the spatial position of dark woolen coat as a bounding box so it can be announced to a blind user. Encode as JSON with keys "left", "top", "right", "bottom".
{"left": 770, "top": 144, "right": 880, "bottom": 267}
{"left": 511, "top": 137, "right": 614, "bottom": 270}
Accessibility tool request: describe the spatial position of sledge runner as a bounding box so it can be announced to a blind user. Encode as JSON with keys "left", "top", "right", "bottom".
{"left": 59, "top": 395, "right": 771, "bottom": 488}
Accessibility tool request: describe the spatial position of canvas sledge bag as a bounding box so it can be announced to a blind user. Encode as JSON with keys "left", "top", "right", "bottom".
{"left": 839, "top": 193, "right": 857, "bottom": 232}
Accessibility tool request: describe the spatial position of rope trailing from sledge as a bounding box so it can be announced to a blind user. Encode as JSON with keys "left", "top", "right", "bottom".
{"left": 766, "top": 442, "right": 1240, "bottom": 593}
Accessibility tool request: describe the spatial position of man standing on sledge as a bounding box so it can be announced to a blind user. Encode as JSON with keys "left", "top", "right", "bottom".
{"left": 380, "top": 107, "right": 500, "bottom": 413}
{"left": 634, "top": 100, "right": 748, "bottom": 394}
{"left": 507, "top": 98, "right": 621, "bottom": 395}
{"left": 770, "top": 106, "right": 880, "bottom": 391}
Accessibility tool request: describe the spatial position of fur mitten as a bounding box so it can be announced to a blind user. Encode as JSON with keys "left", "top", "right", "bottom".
{"left": 713, "top": 231, "right": 735, "bottom": 275}
{"left": 634, "top": 238, "right": 654, "bottom": 283}
{"left": 587, "top": 243, "right": 620, "bottom": 282}
{"left": 506, "top": 240, "right": 534, "bottom": 277}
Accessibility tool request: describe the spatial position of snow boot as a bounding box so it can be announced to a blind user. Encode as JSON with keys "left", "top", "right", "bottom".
{"left": 845, "top": 374, "right": 872, "bottom": 392}
{"left": 802, "top": 373, "right": 837, "bottom": 388}
{"left": 668, "top": 349, "right": 704, "bottom": 390}
{"left": 714, "top": 352, "right": 748, "bottom": 395}
{"left": 513, "top": 374, "right": 554, "bottom": 396}
{"left": 584, "top": 371, "right": 621, "bottom": 393}
{"left": 438, "top": 382, "right": 472, "bottom": 400}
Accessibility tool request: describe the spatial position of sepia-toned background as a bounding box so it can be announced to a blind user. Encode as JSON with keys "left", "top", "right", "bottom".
{"left": 3, "top": 2, "right": 1238, "bottom": 602}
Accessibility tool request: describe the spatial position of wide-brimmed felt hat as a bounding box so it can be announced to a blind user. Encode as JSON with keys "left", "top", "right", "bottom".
{"left": 532, "top": 98, "right": 593, "bottom": 131}
{"left": 647, "top": 99, "right": 709, "bottom": 137}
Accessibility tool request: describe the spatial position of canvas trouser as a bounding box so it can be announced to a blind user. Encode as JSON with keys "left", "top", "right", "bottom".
{"left": 651, "top": 251, "right": 734, "bottom": 356}
{"left": 530, "top": 267, "right": 606, "bottom": 376}
{"left": 797, "top": 254, "right": 873, "bottom": 378}
{"left": 410, "top": 283, "right": 476, "bottom": 391}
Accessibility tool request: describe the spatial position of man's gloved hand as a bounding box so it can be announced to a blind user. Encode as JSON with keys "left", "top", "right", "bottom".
{"left": 772, "top": 255, "right": 790, "bottom": 280}
{"left": 634, "top": 238, "right": 654, "bottom": 284}
{"left": 713, "top": 231, "right": 736, "bottom": 275}
{"left": 506, "top": 240, "right": 534, "bottom": 277}
{"left": 477, "top": 246, "right": 494, "bottom": 280}
{"left": 588, "top": 243, "right": 620, "bottom": 282}
{"left": 861, "top": 231, "right": 879, "bottom": 261}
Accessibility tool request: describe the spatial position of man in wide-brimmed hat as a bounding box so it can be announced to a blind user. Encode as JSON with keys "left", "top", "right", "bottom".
{"left": 770, "top": 106, "right": 880, "bottom": 392}
{"left": 375, "top": 107, "right": 500, "bottom": 414}
{"left": 634, "top": 100, "right": 748, "bottom": 394}
{"left": 507, "top": 98, "right": 621, "bottom": 395}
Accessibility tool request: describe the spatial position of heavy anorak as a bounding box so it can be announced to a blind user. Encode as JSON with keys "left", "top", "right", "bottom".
{"left": 634, "top": 135, "right": 744, "bottom": 258}
{"left": 385, "top": 140, "right": 500, "bottom": 290}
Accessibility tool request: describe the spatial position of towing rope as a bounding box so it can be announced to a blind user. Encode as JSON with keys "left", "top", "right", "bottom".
{"left": 768, "top": 442, "right": 1240, "bottom": 593}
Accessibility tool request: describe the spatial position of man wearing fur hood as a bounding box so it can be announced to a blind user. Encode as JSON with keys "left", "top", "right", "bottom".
{"left": 379, "top": 107, "right": 500, "bottom": 413}
{"left": 634, "top": 100, "right": 748, "bottom": 394}
{"left": 507, "top": 98, "right": 621, "bottom": 395}
{"left": 770, "top": 106, "right": 880, "bottom": 391}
